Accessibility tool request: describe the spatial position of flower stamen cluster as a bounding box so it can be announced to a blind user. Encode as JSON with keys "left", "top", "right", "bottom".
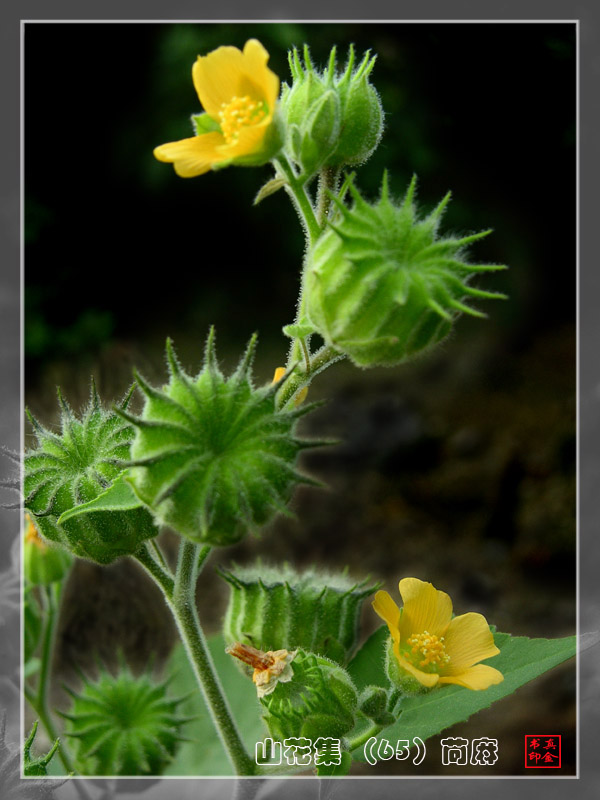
{"left": 406, "top": 630, "right": 451, "bottom": 670}
{"left": 219, "top": 96, "right": 267, "bottom": 144}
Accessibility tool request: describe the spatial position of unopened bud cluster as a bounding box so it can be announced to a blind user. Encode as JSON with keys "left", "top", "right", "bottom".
{"left": 281, "top": 44, "right": 383, "bottom": 177}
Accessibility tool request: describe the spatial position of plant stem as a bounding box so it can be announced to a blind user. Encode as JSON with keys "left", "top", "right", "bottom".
{"left": 24, "top": 583, "right": 80, "bottom": 779}
{"left": 346, "top": 722, "right": 384, "bottom": 753}
{"left": 277, "top": 344, "right": 345, "bottom": 411}
{"left": 274, "top": 155, "right": 320, "bottom": 245}
{"left": 134, "top": 541, "right": 175, "bottom": 596}
{"left": 315, "top": 166, "right": 341, "bottom": 226}
{"left": 132, "top": 540, "right": 256, "bottom": 776}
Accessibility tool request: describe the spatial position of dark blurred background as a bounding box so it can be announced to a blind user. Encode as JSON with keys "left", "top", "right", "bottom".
{"left": 24, "top": 22, "right": 576, "bottom": 776}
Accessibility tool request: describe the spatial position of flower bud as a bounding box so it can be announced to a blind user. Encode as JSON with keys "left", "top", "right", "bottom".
{"left": 306, "top": 174, "right": 507, "bottom": 367}
{"left": 281, "top": 45, "right": 383, "bottom": 176}
{"left": 24, "top": 383, "right": 159, "bottom": 565}
{"left": 24, "top": 513, "right": 73, "bottom": 585}
{"left": 220, "top": 562, "right": 379, "bottom": 665}
{"left": 227, "top": 644, "right": 358, "bottom": 741}
{"left": 60, "top": 663, "right": 191, "bottom": 776}
{"left": 121, "top": 330, "right": 319, "bottom": 547}
{"left": 358, "top": 685, "right": 394, "bottom": 726}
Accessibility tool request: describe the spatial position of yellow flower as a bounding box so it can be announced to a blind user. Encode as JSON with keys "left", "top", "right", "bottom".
{"left": 373, "top": 577, "right": 504, "bottom": 691}
{"left": 154, "top": 39, "right": 281, "bottom": 177}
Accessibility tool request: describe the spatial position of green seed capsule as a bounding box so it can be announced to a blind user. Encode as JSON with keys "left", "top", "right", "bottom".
{"left": 306, "top": 173, "right": 507, "bottom": 368}
{"left": 24, "top": 383, "right": 159, "bottom": 565}
{"left": 220, "top": 562, "right": 380, "bottom": 664}
{"left": 60, "top": 663, "right": 191, "bottom": 776}
{"left": 228, "top": 644, "right": 358, "bottom": 741}
{"left": 121, "top": 330, "right": 319, "bottom": 547}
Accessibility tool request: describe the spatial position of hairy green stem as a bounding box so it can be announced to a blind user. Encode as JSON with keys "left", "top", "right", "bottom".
{"left": 277, "top": 344, "right": 345, "bottom": 410}
{"left": 315, "top": 166, "right": 341, "bottom": 226}
{"left": 346, "top": 722, "right": 384, "bottom": 753}
{"left": 134, "top": 541, "right": 175, "bottom": 596}
{"left": 24, "top": 583, "right": 83, "bottom": 783}
{"left": 274, "top": 155, "right": 320, "bottom": 244}
{"left": 132, "top": 540, "right": 256, "bottom": 775}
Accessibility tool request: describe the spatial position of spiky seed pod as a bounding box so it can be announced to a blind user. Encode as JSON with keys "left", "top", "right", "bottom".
{"left": 60, "top": 662, "right": 192, "bottom": 776}
{"left": 219, "top": 562, "right": 380, "bottom": 664}
{"left": 228, "top": 644, "right": 358, "bottom": 741}
{"left": 305, "top": 174, "right": 508, "bottom": 368}
{"left": 121, "top": 330, "right": 319, "bottom": 547}
{"left": 280, "top": 44, "right": 383, "bottom": 176}
{"left": 23, "top": 383, "right": 159, "bottom": 565}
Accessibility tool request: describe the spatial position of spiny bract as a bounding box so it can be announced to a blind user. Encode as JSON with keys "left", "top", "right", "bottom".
{"left": 305, "top": 173, "right": 507, "bottom": 367}
{"left": 121, "top": 330, "right": 319, "bottom": 546}
{"left": 220, "top": 562, "right": 380, "bottom": 664}
{"left": 24, "top": 383, "right": 159, "bottom": 564}
{"left": 60, "top": 663, "right": 191, "bottom": 776}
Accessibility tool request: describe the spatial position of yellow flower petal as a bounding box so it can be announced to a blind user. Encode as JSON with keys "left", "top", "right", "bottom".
{"left": 192, "top": 39, "right": 278, "bottom": 119}
{"left": 153, "top": 133, "right": 225, "bottom": 177}
{"left": 438, "top": 664, "right": 504, "bottom": 690}
{"left": 241, "top": 39, "right": 279, "bottom": 109}
{"left": 398, "top": 578, "right": 453, "bottom": 640}
{"left": 393, "top": 644, "right": 440, "bottom": 688}
{"left": 372, "top": 590, "right": 401, "bottom": 645}
{"left": 442, "top": 612, "right": 500, "bottom": 674}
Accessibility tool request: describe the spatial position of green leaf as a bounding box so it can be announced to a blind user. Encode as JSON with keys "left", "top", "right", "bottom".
{"left": 347, "top": 625, "right": 389, "bottom": 690}
{"left": 254, "top": 177, "right": 287, "bottom": 205}
{"left": 57, "top": 475, "right": 143, "bottom": 524}
{"left": 282, "top": 321, "right": 316, "bottom": 339}
{"left": 349, "top": 626, "right": 576, "bottom": 759}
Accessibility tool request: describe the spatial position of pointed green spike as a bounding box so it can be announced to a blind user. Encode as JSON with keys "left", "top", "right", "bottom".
{"left": 402, "top": 174, "right": 418, "bottom": 210}
{"left": 326, "top": 45, "right": 337, "bottom": 84}
{"left": 456, "top": 229, "right": 493, "bottom": 247}
{"left": 165, "top": 337, "right": 185, "bottom": 380}
{"left": 448, "top": 298, "right": 487, "bottom": 318}
{"left": 119, "top": 381, "right": 137, "bottom": 410}
{"left": 89, "top": 376, "right": 101, "bottom": 412}
{"left": 427, "top": 297, "right": 453, "bottom": 320}
{"left": 303, "top": 44, "right": 314, "bottom": 73}
{"left": 202, "top": 326, "right": 220, "bottom": 377}
{"left": 354, "top": 49, "right": 372, "bottom": 80}
{"left": 340, "top": 43, "right": 355, "bottom": 85}
{"left": 287, "top": 48, "right": 296, "bottom": 79}
{"left": 429, "top": 190, "right": 452, "bottom": 222}
{"left": 380, "top": 170, "right": 391, "bottom": 206}
{"left": 232, "top": 332, "right": 258, "bottom": 384}
{"left": 292, "top": 46, "right": 303, "bottom": 79}
{"left": 463, "top": 286, "right": 508, "bottom": 300}
{"left": 365, "top": 53, "right": 377, "bottom": 77}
